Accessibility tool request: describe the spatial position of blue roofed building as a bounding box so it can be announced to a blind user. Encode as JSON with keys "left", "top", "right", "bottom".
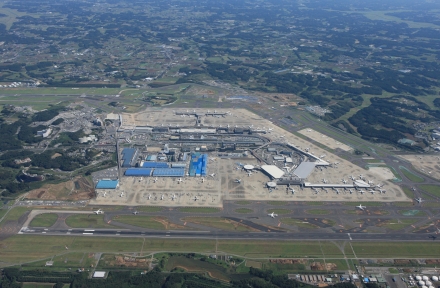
{"left": 125, "top": 168, "right": 153, "bottom": 176}
{"left": 96, "top": 179, "right": 119, "bottom": 189}
{"left": 189, "top": 153, "right": 208, "bottom": 176}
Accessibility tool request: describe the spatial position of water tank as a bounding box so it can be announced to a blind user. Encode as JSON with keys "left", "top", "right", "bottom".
{"left": 416, "top": 276, "right": 422, "bottom": 281}
{"left": 423, "top": 276, "right": 429, "bottom": 281}
{"left": 432, "top": 276, "right": 438, "bottom": 282}
{"left": 418, "top": 281, "right": 425, "bottom": 286}
{"left": 426, "top": 281, "right": 432, "bottom": 286}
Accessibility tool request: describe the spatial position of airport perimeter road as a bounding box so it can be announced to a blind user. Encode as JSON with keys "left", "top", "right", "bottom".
{"left": 18, "top": 227, "right": 438, "bottom": 242}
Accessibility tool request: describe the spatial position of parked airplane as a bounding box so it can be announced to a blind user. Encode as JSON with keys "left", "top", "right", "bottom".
{"left": 133, "top": 211, "right": 139, "bottom": 215}
{"left": 177, "top": 178, "right": 183, "bottom": 184}
{"left": 120, "top": 192, "right": 124, "bottom": 197}
{"left": 415, "top": 197, "right": 424, "bottom": 203}
{"left": 334, "top": 188, "right": 340, "bottom": 194}
{"left": 160, "top": 194, "right": 165, "bottom": 200}
{"left": 209, "top": 173, "right": 216, "bottom": 177}
{"left": 341, "top": 179, "right": 347, "bottom": 184}
{"left": 359, "top": 189, "right": 365, "bottom": 194}
{"left": 147, "top": 194, "right": 151, "bottom": 200}
{"left": 378, "top": 189, "right": 386, "bottom": 194}
{"left": 268, "top": 212, "right": 278, "bottom": 218}
{"left": 193, "top": 196, "right": 199, "bottom": 201}
{"left": 171, "top": 194, "right": 177, "bottom": 201}
{"left": 368, "top": 180, "right": 374, "bottom": 184}
{"left": 369, "top": 189, "right": 376, "bottom": 194}
{"left": 235, "top": 179, "right": 242, "bottom": 184}
{"left": 200, "top": 177, "right": 205, "bottom": 183}
{"left": 359, "top": 174, "right": 364, "bottom": 180}
{"left": 356, "top": 204, "right": 366, "bottom": 210}
{"left": 94, "top": 209, "right": 104, "bottom": 215}
{"left": 153, "top": 177, "right": 158, "bottom": 183}
{"left": 349, "top": 189, "right": 354, "bottom": 194}
{"left": 322, "top": 179, "right": 328, "bottom": 184}
{"left": 350, "top": 175, "right": 355, "bottom": 180}
{"left": 247, "top": 171, "right": 252, "bottom": 177}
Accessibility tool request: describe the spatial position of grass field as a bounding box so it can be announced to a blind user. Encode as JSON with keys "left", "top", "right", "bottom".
{"left": 402, "top": 187, "right": 415, "bottom": 199}
{"left": 400, "top": 167, "right": 424, "bottom": 183}
{"left": 5, "top": 236, "right": 440, "bottom": 266}
{"left": 165, "top": 256, "right": 230, "bottom": 281}
{"left": 267, "top": 209, "right": 291, "bottom": 215}
{"left": 113, "top": 215, "right": 186, "bottom": 230}
{"left": 420, "top": 185, "right": 440, "bottom": 197}
{"left": 235, "top": 208, "right": 253, "bottom": 214}
{"left": 350, "top": 242, "right": 440, "bottom": 258}
{"left": 183, "top": 217, "right": 256, "bottom": 232}
{"left": 280, "top": 218, "right": 318, "bottom": 229}
{"left": 65, "top": 214, "right": 116, "bottom": 229}
{"left": 399, "top": 209, "right": 426, "bottom": 216}
{"left": 306, "top": 209, "right": 331, "bottom": 215}
{"left": 178, "top": 207, "right": 220, "bottom": 213}
{"left": 22, "top": 283, "right": 56, "bottom": 288}
{"left": 29, "top": 213, "right": 58, "bottom": 228}
{"left": 380, "top": 219, "right": 418, "bottom": 230}
{"left": 0, "top": 207, "right": 32, "bottom": 227}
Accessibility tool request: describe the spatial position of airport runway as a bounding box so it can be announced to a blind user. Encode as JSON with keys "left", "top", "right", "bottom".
{"left": 19, "top": 227, "right": 438, "bottom": 241}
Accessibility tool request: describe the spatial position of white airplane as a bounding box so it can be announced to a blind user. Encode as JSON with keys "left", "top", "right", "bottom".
{"left": 320, "top": 154, "right": 326, "bottom": 159}
{"left": 147, "top": 194, "right": 152, "bottom": 200}
{"left": 133, "top": 211, "right": 139, "bottom": 215}
{"left": 102, "top": 191, "right": 107, "bottom": 197}
{"left": 193, "top": 196, "right": 199, "bottom": 201}
{"left": 350, "top": 175, "right": 355, "bottom": 180}
{"left": 153, "top": 177, "right": 158, "bottom": 183}
{"left": 341, "top": 179, "right": 347, "bottom": 184}
{"left": 268, "top": 128, "right": 273, "bottom": 131}
{"left": 322, "top": 179, "right": 328, "bottom": 184}
{"left": 335, "top": 188, "right": 340, "bottom": 194}
{"left": 171, "top": 194, "right": 177, "bottom": 201}
{"left": 209, "top": 173, "right": 216, "bottom": 177}
{"left": 160, "top": 194, "right": 165, "bottom": 200}
{"left": 177, "top": 178, "right": 183, "bottom": 184}
{"left": 235, "top": 179, "right": 242, "bottom": 184}
{"left": 415, "top": 197, "right": 424, "bottom": 203}
{"left": 376, "top": 183, "right": 384, "bottom": 188}
{"left": 200, "top": 177, "right": 205, "bottom": 183}
{"left": 93, "top": 209, "right": 104, "bottom": 215}
{"left": 359, "top": 175, "right": 365, "bottom": 180}
{"left": 378, "top": 189, "right": 386, "bottom": 194}
{"left": 369, "top": 189, "right": 376, "bottom": 194}
{"left": 359, "top": 189, "right": 365, "bottom": 194}
{"left": 120, "top": 192, "right": 124, "bottom": 197}
{"left": 349, "top": 189, "right": 354, "bottom": 194}
{"left": 368, "top": 180, "right": 374, "bottom": 184}
{"left": 268, "top": 212, "right": 278, "bottom": 218}
{"left": 247, "top": 171, "right": 252, "bottom": 177}
{"left": 356, "top": 204, "right": 366, "bottom": 210}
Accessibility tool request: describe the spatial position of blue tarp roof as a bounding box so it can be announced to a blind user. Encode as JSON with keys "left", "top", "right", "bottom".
{"left": 96, "top": 180, "right": 119, "bottom": 189}
{"left": 125, "top": 168, "right": 153, "bottom": 176}
{"left": 153, "top": 168, "right": 185, "bottom": 177}
{"left": 142, "top": 162, "right": 168, "bottom": 168}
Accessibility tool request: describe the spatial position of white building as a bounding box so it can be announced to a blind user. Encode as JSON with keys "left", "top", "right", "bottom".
{"left": 37, "top": 128, "right": 52, "bottom": 138}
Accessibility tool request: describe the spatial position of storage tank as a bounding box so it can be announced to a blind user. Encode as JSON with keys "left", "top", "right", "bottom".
{"left": 423, "top": 276, "right": 429, "bottom": 281}
{"left": 432, "top": 276, "right": 438, "bottom": 281}
{"left": 416, "top": 276, "right": 422, "bottom": 281}
{"left": 418, "top": 281, "right": 425, "bottom": 286}
{"left": 426, "top": 281, "right": 432, "bottom": 286}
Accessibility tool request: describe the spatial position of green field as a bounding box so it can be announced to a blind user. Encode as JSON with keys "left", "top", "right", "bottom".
{"left": 349, "top": 242, "right": 440, "bottom": 258}
{"left": 267, "top": 209, "right": 291, "bottom": 215}
{"left": 306, "top": 209, "right": 331, "bottom": 215}
{"left": 165, "top": 256, "right": 230, "bottom": 282}
{"left": 178, "top": 207, "right": 220, "bottom": 213}
{"left": 0, "top": 207, "right": 32, "bottom": 226}
{"left": 235, "top": 208, "right": 253, "bottom": 214}
{"left": 420, "top": 185, "right": 440, "bottom": 197}
{"left": 113, "top": 215, "right": 186, "bottom": 230}
{"left": 280, "top": 218, "right": 318, "bottom": 229}
{"left": 400, "top": 167, "right": 424, "bottom": 183}
{"left": 29, "top": 213, "right": 58, "bottom": 228}
{"left": 22, "top": 283, "right": 57, "bottom": 288}
{"left": 183, "top": 217, "right": 255, "bottom": 232}
{"left": 65, "top": 214, "right": 116, "bottom": 229}
{"left": 380, "top": 219, "right": 418, "bottom": 230}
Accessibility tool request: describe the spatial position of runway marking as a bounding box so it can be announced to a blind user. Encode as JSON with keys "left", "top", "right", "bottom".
{"left": 83, "top": 232, "right": 93, "bottom": 235}
{"left": 277, "top": 222, "right": 281, "bottom": 227}
{"left": 84, "top": 230, "right": 95, "bottom": 232}
{"left": 183, "top": 222, "right": 187, "bottom": 225}
{"left": 348, "top": 233, "right": 352, "bottom": 240}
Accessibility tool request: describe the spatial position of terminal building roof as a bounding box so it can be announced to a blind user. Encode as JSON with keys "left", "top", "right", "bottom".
{"left": 293, "top": 162, "right": 316, "bottom": 179}
{"left": 261, "top": 165, "right": 285, "bottom": 179}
